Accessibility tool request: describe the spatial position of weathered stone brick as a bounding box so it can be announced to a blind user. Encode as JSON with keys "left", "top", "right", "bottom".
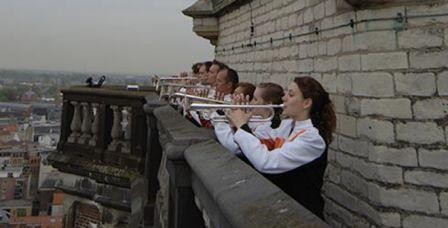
{"left": 325, "top": 182, "right": 399, "bottom": 226}
{"left": 446, "top": 28, "right": 448, "bottom": 48}
{"left": 325, "top": 162, "right": 341, "bottom": 184}
{"left": 398, "top": 28, "right": 444, "bottom": 48}
{"left": 337, "top": 114, "right": 357, "bottom": 137}
{"left": 292, "top": 0, "right": 306, "bottom": 11}
{"left": 413, "top": 98, "right": 448, "bottom": 119}
{"left": 441, "top": 192, "right": 448, "bottom": 216}
{"left": 313, "top": 2, "right": 325, "bottom": 20}
{"left": 297, "top": 58, "right": 313, "bottom": 72}
{"left": 307, "top": 42, "right": 319, "bottom": 57}
{"left": 342, "top": 35, "right": 356, "bottom": 52}
{"left": 346, "top": 97, "right": 360, "bottom": 116}
{"left": 324, "top": 198, "right": 357, "bottom": 226}
{"left": 303, "top": 7, "right": 314, "bottom": 23}
{"left": 361, "top": 52, "right": 408, "bottom": 70}
{"left": 298, "top": 43, "right": 307, "bottom": 58}
{"left": 403, "top": 215, "right": 448, "bottom": 228}
{"left": 419, "top": 148, "right": 448, "bottom": 170}
{"left": 283, "top": 60, "right": 295, "bottom": 72}
{"left": 287, "top": 14, "right": 296, "bottom": 29}
{"left": 325, "top": 0, "right": 336, "bottom": 16}
{"left": 355, "top": 31, "right": 397, "bottom": 51}
{"left": 315, "top": 57, "right": 337, "bottom": 72}
{"left": 378, "top": 213, "right": 401, "bottom": 228}
{"left": 352, "top": 73, "right": 394, "bottom": 97}
{"left": 337, "top": 152, "right": 403, "bottom": 184}
{"left": 360, "top": 98, "right": 412, "bottom": 119}
{"left": 327, "top": 38, "right": 341, "bottom": 55}
{"left": 320, "top": 16, "right": 333, "bottom": 30}
{"left": 369, "top": 146, "right": 417, "bottom": 167}
{"left": 369, "top": 185, "right": 439, "bottom": 213}
{"left": 306, "top": 0, "right": 321, "bottom": 7}
{"left": 438, "top": 71, "right": 448, "bottom": 96}
{"left": 410, "top": 50, "right": 448, "bottom": 69}
{"left": 336, "top": 73, "right": 352, "bottom": 94}
{"left": 340, "top": 170, "right": 368, "bottom": 198}
{"left": 362, "top": 162, "right": 403, "bottom": 184}
{"left": 338, "top": 135, "right": 369, "bottom": 157}
{"left": 405, "top": 170, "right": 448, "bottom": 188}
{"left": 335, "top": 151, "right": 357, "bottom": 169}
{"left": 318, "top": 41, "right": 326, "bottom": 56}
{"left": 396, "top": 122, "right": 444, "bottom": 144}
{"left": 395, "top": 72, "right": 436, "bottom": 96}
{"left": 321, "top": 73, "right": 337, "bottom": 93}
{"left": 358, "top": 118, "right": 394, "bottom": 143}
{"left": 331, "top": 94, "right": 345, "bottom": 114}
{"left": 338, "top": 54, "right": 361, "bottom": 71}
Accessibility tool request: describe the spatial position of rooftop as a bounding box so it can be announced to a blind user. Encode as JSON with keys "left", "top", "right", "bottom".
{"left": 0, "top": 199, "right": 33, "bottom": 208}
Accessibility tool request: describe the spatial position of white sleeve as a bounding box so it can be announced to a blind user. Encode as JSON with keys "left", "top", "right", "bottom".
{"left": 252, "top": 119, "right": 293, "bottom": 140}
{"left": 233, "top": 128, "right": 326, "bottom": 174}
{"left": 214, "top": 122, "right": 242, "bottom": 156}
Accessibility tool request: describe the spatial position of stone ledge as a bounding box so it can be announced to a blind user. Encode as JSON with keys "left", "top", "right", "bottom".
{"left": 153, "top": 105, "right": 214, "bottom": 160}
{"left": 185, "top": 140, "right": 328, "bottom": 227}
{"left": 47, "top": 151, "right": 140, "bottom": 188}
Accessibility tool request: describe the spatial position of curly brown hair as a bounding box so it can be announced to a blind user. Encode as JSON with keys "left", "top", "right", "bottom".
{"left": 294, "top": 77, "right": 336, "bottom": 144}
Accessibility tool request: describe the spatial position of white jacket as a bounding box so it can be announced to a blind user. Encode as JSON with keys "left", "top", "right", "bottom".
{"left": 233, "top": 119, "right": 326, "bottom": 174}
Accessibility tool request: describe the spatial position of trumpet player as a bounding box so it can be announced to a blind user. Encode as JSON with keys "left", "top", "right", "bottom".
{"left": 225, "top": 76, "right": 336, "bottom": 219}
{"left": 188, "top": 67, "right": 239, "bottom": 127}
{"left": 213, "top": 83, "right": 284, "bottom": 156}
{"left": 214, "top": 68, "right": 239, "bottom": 102}
{"left": 198, "top": 61, "right": 213, "bottom": 86}
{"left": 206, "top": 60, "right": 228, "bottom": 98}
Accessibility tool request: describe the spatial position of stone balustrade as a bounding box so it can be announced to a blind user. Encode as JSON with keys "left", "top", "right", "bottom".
{"left": 49, "top": 84, "right": 329, "bottom": 227}
{"left": 48, "top": 85, "right": 161, "bottom": 227}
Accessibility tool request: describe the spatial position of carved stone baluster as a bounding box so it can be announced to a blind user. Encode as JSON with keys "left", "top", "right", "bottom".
{"left": 89, "top": 103, "right": 100, "bottom": 146}
{"left": 108, "top": 105, "right": 124, "bottom": 151}
{"left": 78, "top": 102, "right": 93, "bottom": 144}
{"left": 122, "top": 107, "right": 132, "bottom": 154}
{"left": 67, "top": 101, "right": 82, "bottom": 143}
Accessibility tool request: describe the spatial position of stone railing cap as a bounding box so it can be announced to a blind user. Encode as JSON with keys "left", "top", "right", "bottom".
{"left": 153, "top": 105, "right": 215, "bottom": 159}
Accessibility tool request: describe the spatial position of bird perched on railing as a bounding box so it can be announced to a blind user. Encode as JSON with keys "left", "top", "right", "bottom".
{"left": 86, "top": 75, "right": 106, "bottom": 88}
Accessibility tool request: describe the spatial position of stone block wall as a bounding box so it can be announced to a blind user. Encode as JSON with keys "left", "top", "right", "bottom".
{"left": 213, "top": 0, "right": 448, "bottom": 227}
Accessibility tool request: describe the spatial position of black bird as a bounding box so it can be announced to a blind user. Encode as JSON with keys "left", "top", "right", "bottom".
{"left": 86, "top": 75, "right": 106, "bottom": 88}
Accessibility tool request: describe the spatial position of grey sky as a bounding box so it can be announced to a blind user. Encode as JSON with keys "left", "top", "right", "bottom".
{"left": 0, "top": 0, "right": 213, "bottom": 75}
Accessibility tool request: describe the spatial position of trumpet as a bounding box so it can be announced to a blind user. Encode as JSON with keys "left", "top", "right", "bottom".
{"left": 189, "top": 103, "right": 284, "bottom": 122}
{"left": 158, "top": 84, "right": 210, "bottom": 100}
{"left": 171, "top": 92, "right": 230, "bottom": 104}
{"left": 152, "top": 76, "right": 198, "bottom": 90}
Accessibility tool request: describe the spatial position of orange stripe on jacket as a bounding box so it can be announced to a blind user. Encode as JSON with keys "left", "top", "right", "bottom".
{"left": 260, "top": 129, "right": 306, "bottom": 151}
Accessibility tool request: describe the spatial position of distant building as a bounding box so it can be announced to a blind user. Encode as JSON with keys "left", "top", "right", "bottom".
{"left": 0, "top": 167, "right": 30, "bottom": 201}
{"left": 0, "top": 198, "right": 63, "bottom": 228}
{"left": 20, "top": 90, "right": 39, "bottom": 103}
{"left": 0, "top": 102, "right": 31, "bottom": 122}
{"left": 0, "top": 199, "right": 33, "bottom": 222}
{"left": 33, "top": 123, "right": 60, "bottom": 148}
